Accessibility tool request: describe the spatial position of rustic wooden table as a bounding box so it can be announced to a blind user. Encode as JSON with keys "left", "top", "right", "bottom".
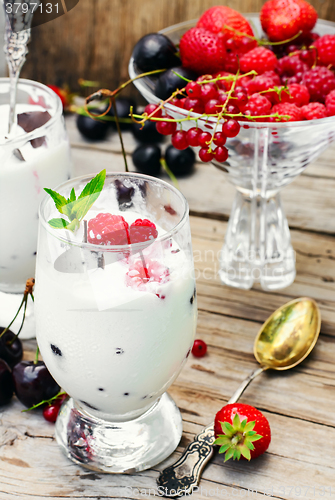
{"left": 1, "top": 116, "right": 335, "bottom": 499}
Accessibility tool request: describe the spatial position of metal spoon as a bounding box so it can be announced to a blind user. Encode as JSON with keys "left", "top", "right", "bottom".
{"left": 157, "top": 297, "right": 321, "bottom": 497}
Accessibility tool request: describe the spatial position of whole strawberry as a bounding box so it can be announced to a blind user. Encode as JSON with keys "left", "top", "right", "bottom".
{"left": 48, "top": 85, "right": 71, "bottom": 111}
{"left": 214, "top": 403, "right": 271, "bottom": 461}
{"left": 197, "top": 6, "right": 256, "bottom": 48}
{"left": 260, "top": 0, "right": 317, "bottom": 42}
{"left": 179, "top": 27, "right": 226, "bottom": 75}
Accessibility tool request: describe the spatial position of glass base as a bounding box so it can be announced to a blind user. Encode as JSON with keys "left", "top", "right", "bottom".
{"left": 219, "top": 191, "right": 296, "bottom": 291}
{"left": 55, "top": 392, "right": 183, "bottom": 473}
{"left": 0, "top": 291, "right": 35, "bottom": 339}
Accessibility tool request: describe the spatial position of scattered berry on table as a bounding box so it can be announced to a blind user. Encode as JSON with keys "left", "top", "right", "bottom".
{"left": 12, "top": 361, "right": 60, "bottom": 409}
{"left": 165, "top": 145, "right": 196, "bottom": 176}
{"left": 192, "top": 339, "right": 207, "bottom": 357}
{"left": 131, "top": 120, "right": 164, "bottom": 144}
{"left": 214, "top": 403, "right": 271, "bottom": 461}
{"left": 87, "top": 213, "right": 130, "bottom": 246}
{"left": 0, "top": 328, "right": 23, "bottom": 369}
{"left": 76, "top": 109, "right": 109, "bottom": 141}
{"left": 132, "top": 33, "right": 180, "bottom": 72}
{"left": 132, "top": 144, "right": 162, "bottom": 176}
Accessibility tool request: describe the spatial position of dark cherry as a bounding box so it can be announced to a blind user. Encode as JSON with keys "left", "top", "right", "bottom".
{"left": 131, "top": 120, "right": 164, "bottom": 143}
{"left": 132, "top": 144, "right": 162, "bottom": 176}
{"left": 155, "top": 66, "right": 197, "bottom": 101}
{"left": 12, "top": 360, "right": 60, "bottom": 408}
{"left": 0, "top": 328, "right": 23, "bottom": 369}
{"left": 76, "top": 109, "right": 109, "bottom": 141}
{"left": 132, "top": 33, "right": 180, "bottom": 72}
{"left": 106, "top": 97, "right": 137, "bottom": 131}
{"left": 165, "top": 145, "right": 195, "bottom": 177}
{"left": 0, "top": 359, "right": 14, "bottom": 405}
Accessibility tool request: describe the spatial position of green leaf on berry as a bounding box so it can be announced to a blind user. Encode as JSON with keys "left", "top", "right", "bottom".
{"left": 44, "top": 169, "right": 106, "bottom": 232}
{"left": 215, "top": 416, "right": 263, "bottom": 462}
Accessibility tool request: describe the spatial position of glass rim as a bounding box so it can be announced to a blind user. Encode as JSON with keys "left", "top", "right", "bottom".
{"left": 0, "top": 77, "right": 63, "bottom": 146}
{"left": 128, "top": 15, "right": 335, "bottom": 130}
{"left": 39, "top": 171, "right": 190, "bottom": 252}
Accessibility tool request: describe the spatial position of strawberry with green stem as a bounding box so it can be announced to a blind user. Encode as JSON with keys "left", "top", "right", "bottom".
{"left": 214, "top": 403, "right": 271, "bottom": 461}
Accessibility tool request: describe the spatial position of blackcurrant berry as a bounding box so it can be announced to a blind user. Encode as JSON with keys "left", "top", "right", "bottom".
{"left": 131, "top": 120, "right": 164, "bottom": 144}
{"left": 0, "top": 328, "right": 23, "bottom": 369}
{"left": 132, "top": 33, "right": 180, "bottom": 72}
{"left": 165, "top": 145, "right": 195, "bottom": 177}
{"left": 132, "top": 144, "right": 162, "bottom": 176}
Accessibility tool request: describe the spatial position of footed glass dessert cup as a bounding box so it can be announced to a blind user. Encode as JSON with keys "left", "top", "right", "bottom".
{"left": 129, "top": 15, "right": 335, "bottom": 291}
{"left": 35, "top": 172, "right": 197, "bottom": 473}
{"left": 0, "top": 78, "right": 72, "bottom": 337}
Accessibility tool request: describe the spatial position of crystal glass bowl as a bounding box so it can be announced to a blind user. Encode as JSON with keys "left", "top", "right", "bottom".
{"left": 129, "top": 15, "right": 335, "bottom": 291}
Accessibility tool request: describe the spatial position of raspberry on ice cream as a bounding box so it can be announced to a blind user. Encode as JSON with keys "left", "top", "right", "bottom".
{"left": 129, "top": 219, "right": 158, "bottom": 244}
{"left": 126, "top": 259, "right": 170, "bottom": 292}
{"left": 88, "top": 213, "right": 130, "bottom": 245}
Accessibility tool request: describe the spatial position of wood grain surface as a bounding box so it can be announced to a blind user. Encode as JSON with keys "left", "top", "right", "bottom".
{"left": 21, "top": 0, "right": 335, "bottom": 94}
{"left": 0, "top": 118, "right": 334, "bottom": 499}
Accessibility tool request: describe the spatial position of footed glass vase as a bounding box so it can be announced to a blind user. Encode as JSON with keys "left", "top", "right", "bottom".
{"left": 129, "top": 15, "right": 335, "bottom": 291}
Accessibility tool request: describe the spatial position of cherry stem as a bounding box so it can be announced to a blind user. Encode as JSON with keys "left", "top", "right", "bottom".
{"left": 111, "top": 97, "right": 129, "bottom": 172}
{"left": 1, "top": 278, "right": 35, "bottom": 342}
{"left": 22, "top": 391, "right": 67, "bottom": 412}
{"left": 34, "top": 346, "right": 39, "bottom": 365}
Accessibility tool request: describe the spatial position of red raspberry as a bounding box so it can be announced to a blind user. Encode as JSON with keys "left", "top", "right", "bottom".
{"left": 129, "top": 219, "right": 158, "bottom": 244}
{"left": 314, "top": 35, "right": 335, "bottom": 67}
{"left": 179, "top": 27, "right": 226, "bottom": 75}
{"left": 325, "top": 90, "right": 335, "bottom": 116}
{"left": 240, "top": 47, "right": 277, "bottom": 75}
{"left": 276, "top": 55, "right": 309, "bottom": 83}
{"left": 271, "top": 103, "right": 302, "bottom": 121}
{"left": 88, "top": 213, "right": 130, "bottom": 245}
{"left": 246, "top": 75, "right": 278, "bottom": 95}
{"left": 126, "top": 259, "right": 170, "bottom": 291}
{"left": 240, "top": 93, "right": 272, "bottom": 120}
{"left": 301, "top": 102, "right": 327, "bottom": 120}
{"left": 302, "top": 67, "right": 335, "bottom": 103}
{"left": 269, "top": 83, "right": 310, "bottom": 106}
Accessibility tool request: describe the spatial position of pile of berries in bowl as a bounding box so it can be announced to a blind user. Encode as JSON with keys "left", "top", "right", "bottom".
{"left": 129, "top": 0, "right": 335, "bottom": 165}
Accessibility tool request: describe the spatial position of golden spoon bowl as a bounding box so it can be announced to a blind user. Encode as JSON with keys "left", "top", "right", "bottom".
{"left": 254, "top": 297, "right": 321, "bottom": 370}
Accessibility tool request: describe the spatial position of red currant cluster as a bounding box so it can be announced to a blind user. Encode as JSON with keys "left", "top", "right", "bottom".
{"left": 142, "top": 74, "right": 248, "bottom": 164}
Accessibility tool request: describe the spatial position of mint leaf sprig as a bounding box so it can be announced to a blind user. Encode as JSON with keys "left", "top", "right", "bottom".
{"left": 44, "top": 169, "right": 106, "bottom": 232}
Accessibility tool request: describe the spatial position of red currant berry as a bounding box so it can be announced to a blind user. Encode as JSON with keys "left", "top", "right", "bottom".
{"left": 186, "top": 81, "right": 202, "bottom": 98}
{"left": 144, "top": 104, "right": 162, "bottom": 118}
{"left": 43, "top": 403, "right": 61, "bottom": 423}
{"left": 223, "top": 119, "right": 240, "bottom": 138}
{"left": 226, "top": 104, "right": 240, "bottom": 115}
{"left": 234, "top": 91, "right": 249, "bottom": 107}
{"left": 198, "top": 131, "right": 212, "bottom": 147}
{"left": 186, "top": 127, "right": 201, "bottom": 147}
{"left": 200, "top": 83, "right": 218, "bottom": 102}
{"left": 199, "top": 148, "right": 214, "bottom": 162}
{"left": 214, "top": 146, "right": 229, "bottom": 163}
{"left": 169, "top": 97, "right": 182, "bottom": 107}
{"left": 218, "top": 92, "right": 230, "bottom": 106}
{"left": 156, "top": 118, "right": 177, "bottom": 136}
{"left": 171, "top": 130, "right": 189, "bottom": 150}
{"left": 205, "top": 99, "right": 221, "bottom": 115}
{"left": 192, "top": 339, "right": 207, "bottom": 357}
{"left": 213, "top": 131, "right": 227, "bottom": 146}
{"left": 226, "top": 38, "right": 236, "bottom": 52}
{"left": 183, "top": 97, "right": 204, "bottom": 114}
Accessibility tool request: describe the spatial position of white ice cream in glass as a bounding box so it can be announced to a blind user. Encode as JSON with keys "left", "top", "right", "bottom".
{"left": 35, "top": 172, "right": 197, "bottom": 473}
{"left": 0, "top": 78, "right": 72, "bottom": 338}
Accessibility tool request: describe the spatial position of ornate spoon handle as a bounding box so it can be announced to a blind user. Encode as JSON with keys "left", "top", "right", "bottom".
{"left": 3, "top": 1, "right": 38, "bottom": 133}
{"left": 157, "top": 366, "right": 266, "bottom": 497}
